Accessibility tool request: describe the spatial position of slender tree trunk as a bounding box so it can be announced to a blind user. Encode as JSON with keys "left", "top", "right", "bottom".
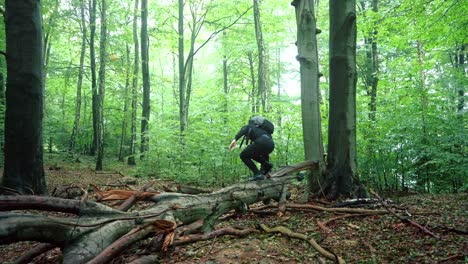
{"left": 140, "top": 0, "right": 150, "bottom": 159}
{"left": 455, "top": 45, "right": 465, "bottom": 113}
{"left": 69, "top": 0, "right": 87, "bottom": 152}
{"left": 0, "top": 51, "right": 5, "bottom": 165}
{"left": 276, "top": 48, "right": 282, "bottom": 128}
{"left": 223, "top": 55, "right": 228, "bottom": 121}
{"left": 119, "top": 45, "right": 131, "bottom": 161}
{"left": 292, "top": 0, "right": 324, "bottom": 199}
{"left": 416, "top": 40, "right": 428, "bottom": 143}
{"left": 128, "top": 0, "right": 139, "bottom": 166}
{"left": 253, "top": 0, "right": 268, "bottom": 112}
{"left": 363, "top": 0, "right": 379, "bottom": 121}
{"left": 183, "top": 18, "right": 196, "bottom": 131}
{"left": 247, "top": 51, "right": 257, "bottom": 113}
{"left": 42, "top": 0, "right": 59, "bottom": 74}
{"left": 178, "top": 0, "right": 187, "bottom": 132}
{"left": 89, "top": 0, "right": 98, "bottom": 156}
{"left": 326, "top": 0, "right": 363, "bottom": 198}
{"left": 360, "top": 0, "right": 379, "bottom": 185}
{"left": 95, "top": 0, "right": 107, "bottom": 171}
{"left": 2, "top": 0, "right": 47, "bottom": 194}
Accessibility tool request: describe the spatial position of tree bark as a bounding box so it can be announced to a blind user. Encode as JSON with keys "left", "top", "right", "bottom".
{"left": 95, "top": 0, "right": 107, "bottom": 171}
{"left": 326, "top": 0, "right": 363, "bottom": 198}
{"left": 292, "top": 0, "right": 325, "bottom": 199}
{"left": 89, "top": 0, "right": 98, "bottom": 156}
{"left": 140, "top": 0, "right": 150, "bottom": 159}
{"left": 455, "top": 45, "right": 465, "bottom": 112}
{"left": 178, "top": 0, "right": 187, "bottom": 132}
{"left": 253, "top": 0, "right": 268, "bottom": 113}
{"left": 359, "top": 0, "right": 379, "bottom": 187}
{"left": 360, "top": 0, "right": 379, "bottom": 122}
{"left": 248, "top": 51, "right": 257, "bottom": 113}
{"left": 69, "top": 0, "right": 87, "bottom": 152}
{"left": 0, "top": 161, "right": 316, "bottom": 263}
{"left": 119, "top": 45, "right": 131, "bottom": 161}
{"left": 2, "top": 0, "right": 47, "bottom": 194}
{"left": 0, "top": 47, "right": 5, "bottom": 165}
{"left": 455, "top": 45, "right": 465, "bottom": 113}
{"left": 128, "top": 0, "right": 139, "bottom": 166}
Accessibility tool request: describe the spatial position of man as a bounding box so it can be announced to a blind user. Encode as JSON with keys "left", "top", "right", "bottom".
{"left": 229, "top": 116, "right": 274, "bottom": 181}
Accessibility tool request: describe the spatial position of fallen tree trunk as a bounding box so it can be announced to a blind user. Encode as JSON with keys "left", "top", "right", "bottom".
{"left": 0, "top": 160, "right": 317, "bottom": 263}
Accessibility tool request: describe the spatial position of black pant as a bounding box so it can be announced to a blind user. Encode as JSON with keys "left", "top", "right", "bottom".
{"left": 240, "top": 135, "right": 274, "bottom": 175}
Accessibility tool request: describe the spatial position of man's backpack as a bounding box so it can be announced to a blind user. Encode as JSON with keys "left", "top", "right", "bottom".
{"left": 249, "top": 115, "right": 274, "bottom": 134}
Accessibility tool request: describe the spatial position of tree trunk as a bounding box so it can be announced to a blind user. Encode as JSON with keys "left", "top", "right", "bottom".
{"left": 178, "top": 0, "right": 187, "bottom": 132}
{"left": 140, "top": 0, "right": 150, "bottom": 159}
{"left": 89, "top": 0, "right": 98, "bottom": 156}
{"left": 359, "top": 0, "right": 379, "bottom": 186}
{"left": 95, "top": 0, "right": 107, "bottom": 171}
{"left": 0, "top": 161, "right": 315, "bottom": 263}
{"left": 42, "top": 0, "right": 59, "bottom": 76}
{"left": 326, "top": 0, "right": 363, "bottom": 198}
{"left": 128, "top": 0, "right": 140, "bottom": 166}
{"left": 360, "top": 0, "right": 379, "bottom": 121}
{"left": 2, "top": 0, "right": 47, "bottom": 194}
{"left": 69, "top": 0, "right": 87, "bottom": 152}
{"left": 177, "top": 2, "right": 249, "bottom": 132}
{"left": 455, "top": 45, "right": 465, "bottom": 113}
{"left": 119, "top": 45, "right": 131, "bottom": 162}
{"left": 247, "top": 51, "right": 257, "bottom": 113}
{"left": 223, "top": 55, "right": 229, "bottom": 122}
{"left": 253, "top": 0, "right": 268, "bottom": 113}
{"left": 0, "top": 51, "right": 5, "bottom": 165}
{"left": 292, "top": 0, "right": 325, "bottom": 199}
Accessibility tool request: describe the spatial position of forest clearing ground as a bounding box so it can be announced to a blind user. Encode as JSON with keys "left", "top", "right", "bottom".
{"left": 0, "top": 153, "right": 466, "bottom": 263}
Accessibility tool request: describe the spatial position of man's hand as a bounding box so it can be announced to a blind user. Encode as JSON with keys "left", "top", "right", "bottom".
{"left": 228, "top": 139, "right": 237, "bottom": 151}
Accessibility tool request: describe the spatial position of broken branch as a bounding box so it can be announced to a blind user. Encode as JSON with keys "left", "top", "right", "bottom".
{"left": 259, "top": 223, "right": 346, "bottom": 264}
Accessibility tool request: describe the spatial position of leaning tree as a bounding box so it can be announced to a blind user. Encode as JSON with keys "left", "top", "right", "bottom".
{"left": 292, "top": 0, "right": 325, "bottom": 200}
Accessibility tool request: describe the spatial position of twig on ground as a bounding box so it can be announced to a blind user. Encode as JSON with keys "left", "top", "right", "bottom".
{"left": 322, "top": 213, "right": 379, "bottom": 226}
{"left": 118, "top": 181, "right": 154, "bottom": 211}
{"left": 316, "top": 220, "right": 332, "bottom": 233}
{"left": 439, "top": 252, "right": 467, "bottom": 263}
{"left": 369, "top": 189, "right": 440, "bottom": 239}
{"left": 259, "top": 223, "right": 346, "bottom": 264}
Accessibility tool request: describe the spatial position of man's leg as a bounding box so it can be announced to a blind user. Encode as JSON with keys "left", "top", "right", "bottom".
{"left": 240, "top": 144, "right": 261, "bottom": 175}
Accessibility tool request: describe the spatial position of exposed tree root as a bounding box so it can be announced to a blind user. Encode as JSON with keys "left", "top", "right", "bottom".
{"left": 87, "top": 220, "right": 176, "bottom": 264}
{"left": 258, "top": 223, "right": 346, "bottom": 264}
{"left": 13, "top": 243, "right": 56, "bottom": 264}
{"left": 174, "top": 226, "right": 259, "bottom": 245}
{"left": 251, "top": 202, "right": 388, "bottom": 215}
{"left": 287, "top": 203, "right": 388, "bottom": 214}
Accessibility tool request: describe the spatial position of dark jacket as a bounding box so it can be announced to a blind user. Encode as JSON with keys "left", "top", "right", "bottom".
{"left": 234, "top": 125, "right": 271, "bottom": 142}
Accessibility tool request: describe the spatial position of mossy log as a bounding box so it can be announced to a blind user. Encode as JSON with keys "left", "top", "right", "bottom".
{"left": 0, "top": 160, "right": 317, "bottom": 263}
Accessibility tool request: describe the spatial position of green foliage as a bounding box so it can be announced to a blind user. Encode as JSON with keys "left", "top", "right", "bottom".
{"left": 2, "top": 0, "right": 464, "bottom": 193}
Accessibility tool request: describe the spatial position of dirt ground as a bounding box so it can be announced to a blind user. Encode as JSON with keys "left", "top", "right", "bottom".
{"left": 0, "top": 156, "right": 466, "bottom": 263}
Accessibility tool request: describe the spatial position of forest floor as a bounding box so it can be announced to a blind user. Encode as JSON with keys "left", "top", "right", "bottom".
{"left": 0, "top": 153, "right": 466, "bottom": 264}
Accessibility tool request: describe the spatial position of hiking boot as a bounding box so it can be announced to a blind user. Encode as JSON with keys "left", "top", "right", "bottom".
{"left": 250, "top": 173, "right": 265, "bottom": 181}
{"left": 260, "top": 162, "right": 273, "bottom": 175}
